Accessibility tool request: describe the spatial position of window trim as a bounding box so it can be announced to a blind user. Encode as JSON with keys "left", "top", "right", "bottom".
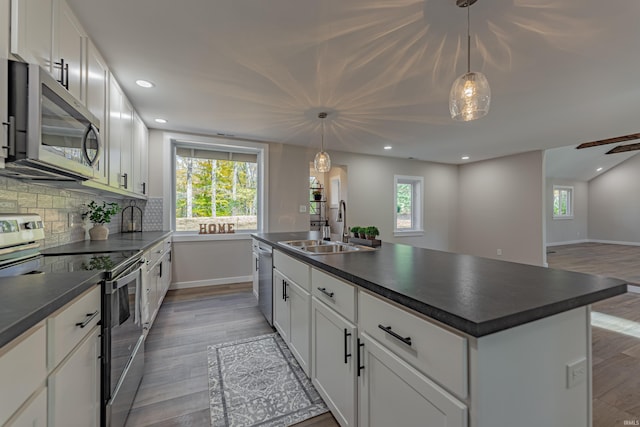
{"left": 552, "top": 185, "right": 574, "bottom": 220}
{"left": 170, "top": 135, "right": 268, "bottom": 235}
{"left": 393, "top": 175, "right": 424, "bottom": 236}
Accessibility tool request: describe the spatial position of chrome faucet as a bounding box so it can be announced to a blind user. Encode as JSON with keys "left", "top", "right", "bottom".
{"left": 337, "top": 200, "right": 348, "bottom": 243}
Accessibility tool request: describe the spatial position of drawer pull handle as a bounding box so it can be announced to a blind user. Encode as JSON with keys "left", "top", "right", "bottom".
{"left": 344, "top": 329, "right": 352, "bottom": 364}
{"left": 76, "top": 311, "right": 99, "bottom": 329}
{"left": 378, "top": 324, "right": 412, "bottom": 346}
{"left": 283, "top": 279, "right": 288, "bottom": 301}
{"left": 357, "top": 338, "right": 365, "bottom": 376}
{"left": 317, "top": 287, "right": 335, "bottom": 298}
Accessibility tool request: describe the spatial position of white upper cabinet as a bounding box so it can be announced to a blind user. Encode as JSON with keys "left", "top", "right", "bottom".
{"left": 1, "top": 0, "right": 10, "bottom": 167}
{"left": 132, "top": 112, "right": 148, "bottom": 196}
{"left": 10, "top": 0, "right": 54, "bottom": 70}
{"left": 53, "top": 0, "right": 85, "bottom": 102}
{"left": 85, "top": 39, "right": 108, "bottom": 183}
{"left": 11, "top": 0, "right": 85, "bottom": 101}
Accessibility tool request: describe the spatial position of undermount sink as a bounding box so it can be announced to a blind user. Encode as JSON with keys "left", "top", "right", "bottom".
{"left": 278, "top": 240, "right": 376, "bottom": 255}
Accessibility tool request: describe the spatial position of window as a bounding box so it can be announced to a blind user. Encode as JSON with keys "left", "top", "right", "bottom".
{"left": 394, "top": 175, "right": 423, "bottom": 235}
{"left": 553, "top": 185, "right": 573, "bottom": 219}
{"left": 173, "top": 140, "right": 266, "bottom": 233}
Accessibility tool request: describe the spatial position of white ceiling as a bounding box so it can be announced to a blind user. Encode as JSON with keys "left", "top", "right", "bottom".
{"left": 545, "top": 146, "right": 637, "bottom": 182}
{"left": 67, "top": 0, "right": 640, "bottom": 167}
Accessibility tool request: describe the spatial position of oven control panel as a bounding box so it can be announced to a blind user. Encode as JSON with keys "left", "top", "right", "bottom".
{"left": 0, "top": 214, "right": 45, "bottom": 247}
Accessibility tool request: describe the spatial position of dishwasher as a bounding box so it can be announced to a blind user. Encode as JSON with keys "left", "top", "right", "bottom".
{"left": 257, "top": 242, "right": 273, "bottom": 326}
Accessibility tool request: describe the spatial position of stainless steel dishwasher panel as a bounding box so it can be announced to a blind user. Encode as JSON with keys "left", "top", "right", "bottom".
{"left": 257, "top": 243, "right": 273, "bottom": 326}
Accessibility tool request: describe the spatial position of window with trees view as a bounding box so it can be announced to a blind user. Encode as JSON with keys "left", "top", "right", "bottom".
{"left": 553, "top": 185, "right": 573, "bottom": 219}
{"left": 394, "top": 175, "right": 423, "bottom": 235}
{"left": 175, "top": 146, "right": 259, "bottom": 232}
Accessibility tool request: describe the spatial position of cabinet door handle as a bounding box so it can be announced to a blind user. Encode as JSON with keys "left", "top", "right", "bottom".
{"left": 142, "top": 182, "right": 146, "bottom": 195}
{"left": 378, "top": 324, "right": 412, "bottom": 346}
{"left": 344, "top": 329, "right": 352, "bottom": 364}
{"left": 55, "top": 58, "right": 65, "bottom": 86}
{"left": 159, "top": 262, "right": 163, "bottom": 278}
{"left": 3, "top": 116, "right": 15, "bottom": 156}
{"left": 122, "top": 173, "right": 128, "bottom": 189}
{"left": 255, "top": 258, "right": 259, "bottom": 271}
{"left": 317, "top": 287, "right": 335, "bottom": 299}
{"left": 63, "top": 62, "right": 69, "bottom": 89}
{"left": 283, "top": 280, "right": 289, "bottom": 301}
{"left": 76, "top": 310, "right": 99, "bottom": 328}
{"left": 357, "top": 338, "right": 365, "bottom": 376}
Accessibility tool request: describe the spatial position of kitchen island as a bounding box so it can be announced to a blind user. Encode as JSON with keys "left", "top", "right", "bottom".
{"left": 253, "top": 232, "right": 626, "bottom": 427}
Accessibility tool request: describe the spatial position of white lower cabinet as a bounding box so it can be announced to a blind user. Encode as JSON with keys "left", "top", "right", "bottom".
{"left": 273, "top": 268, "right": 311, "bottom": 376}
{"left": 311, "top": 298, "right": 357, "bottom": 427}
{"left": 358, "top": 332, "right": 467, "bottom": 427}
{"left": 6, "top": 386, "right": 47, "bottom": 427}
{"left": 48, "top": 326, "right": 100, "bottom": 427}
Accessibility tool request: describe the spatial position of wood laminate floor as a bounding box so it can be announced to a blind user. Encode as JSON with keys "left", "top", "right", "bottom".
{"left": 128, "top": 243, "right": 640, "bottom": 426}
{"left": 548, "top": 243, "right": 640, "bottom": 426}
{"left": 126, "top": 283, "right": 339, "bottom": 427}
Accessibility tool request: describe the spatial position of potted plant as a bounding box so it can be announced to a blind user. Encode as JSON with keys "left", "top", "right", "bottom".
{"left": 83, "top": 201, "right": 121, "bottom": 240}
{"left": 350, "top": 226, "right": 361, "bottom": 238}
{"left": 365, "top": 226, "right": 379, "bottom": 240}
{"left": 312, "top": 189, "right": 322, "bottom": 201}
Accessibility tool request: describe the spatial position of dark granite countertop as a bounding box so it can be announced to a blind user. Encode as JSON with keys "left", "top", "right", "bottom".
{"left": 42, "top": 231, "right": 172, "bottom": 255}
{"left": 1, "top": 231, "right": 172, "bottom": 349}
{"left": 252, "top": 232, "right": 627, "bottom": 337}
{"left": 0, "top": 271, "right": 103, "bottom": 347}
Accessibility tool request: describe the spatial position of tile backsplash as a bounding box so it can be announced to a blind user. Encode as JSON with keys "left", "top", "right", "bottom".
{"left": 0, "top": 177, "right": 164, "bottom": 248}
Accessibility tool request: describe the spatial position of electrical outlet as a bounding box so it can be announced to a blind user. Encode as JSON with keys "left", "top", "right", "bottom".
{"left": 299, "top": 205, "right": 307, "bottom": 213}
{"left": 68, "top": 212, "right": 83, "bottom": 227}
{"left": 497, "top": 249, "right": 502, "bottom": 256}
{"left": 566, "top": 358, "right": 587, "bottom": 389}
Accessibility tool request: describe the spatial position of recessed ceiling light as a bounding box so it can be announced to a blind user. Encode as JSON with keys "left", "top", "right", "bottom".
{"left": 136, "top": 79, "right": 155, "bottom": 88}
{"left": 383, "top": 146, "right": 392, "bottom": 150}
{"left": 596, "top": 167, "right": 603, "bottom": 172}
{"left": 461, "top": 156, "right": 470, "bottom": 160}
{"left": 154, "top": 118, "right": 167, "bottom": 124}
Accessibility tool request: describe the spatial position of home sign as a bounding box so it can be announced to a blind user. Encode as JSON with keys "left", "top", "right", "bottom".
{"left": 199, "top": 223, "right": 235, "bottom": 234}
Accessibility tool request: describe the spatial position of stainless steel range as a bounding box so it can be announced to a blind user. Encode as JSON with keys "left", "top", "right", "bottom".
{"left": 0, "top": 214, "right": 146, "bottom": 427}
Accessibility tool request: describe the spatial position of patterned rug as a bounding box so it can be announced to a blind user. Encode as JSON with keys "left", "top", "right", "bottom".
{"left": 208, "top": 333, "right": 328, "bottom": 426}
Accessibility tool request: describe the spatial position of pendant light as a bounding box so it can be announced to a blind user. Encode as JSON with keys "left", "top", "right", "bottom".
{"left": 314, "top": 112, "right": 331, "bottom": 173}
{"left": 449, "top": 0, "right": 490, "bottom": 121}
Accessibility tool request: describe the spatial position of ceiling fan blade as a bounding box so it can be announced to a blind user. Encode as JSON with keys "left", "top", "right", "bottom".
{"left": 606, "top": 142, "right": 640, "bottom": 154}
{"left": 576, "top": 133, "right": 640, "bottom": 149}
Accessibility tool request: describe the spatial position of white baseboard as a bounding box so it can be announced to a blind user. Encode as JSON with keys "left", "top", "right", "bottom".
{"left": 170, "top": 275, "right": 253, "bottom": 290}
{"left": 628, "top": 284, "right": 640, "bottom": 294}
{"left": 588, "top": 239, "right": 640, "bottom": 247}
{"left": 546, "top": 239, "right": 589, "bottom": 247}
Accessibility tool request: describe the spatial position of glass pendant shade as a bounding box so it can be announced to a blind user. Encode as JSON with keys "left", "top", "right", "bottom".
{"left": 314, "top": 151, "right": 331, "bottom": 173}
{"left": 449, "top": 71, "right": 491, "bottom": 121}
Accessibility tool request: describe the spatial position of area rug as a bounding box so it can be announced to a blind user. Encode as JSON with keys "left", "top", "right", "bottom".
{"left": 208, "top": 333, "right": 328, "bottom": 426}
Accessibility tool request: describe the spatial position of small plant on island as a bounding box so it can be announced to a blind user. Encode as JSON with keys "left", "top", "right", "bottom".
{"left": 350, "top": 226, "right": 361, "bottom": 237}
{"left": 365, "top": 226, "right": 380, "bottom": 240}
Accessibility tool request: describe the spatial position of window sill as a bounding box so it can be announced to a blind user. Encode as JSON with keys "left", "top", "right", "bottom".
{"left": 552, "top": 216, "right": 574, "bottom": 220}
{"left": 393, "top": 230, "right": 425, "bottom": 237}
{"left": 172, "top": 232, "right": 253, "bottom": 243}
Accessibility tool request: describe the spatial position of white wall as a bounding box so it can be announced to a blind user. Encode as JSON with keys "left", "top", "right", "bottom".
{"left": 457, "top": 151, "right": 545, "bottom": 266}
{"left": 545, "top": 179, "right": 588, "bottom": 245}
{"left": 328, "top": 151, "right": 459, "bottom": 251}
{"left": 588, "top": 154, "right": 640, "bottom": 244}
{"left": 152, "top": 129, "right": 546, "bottom": 284}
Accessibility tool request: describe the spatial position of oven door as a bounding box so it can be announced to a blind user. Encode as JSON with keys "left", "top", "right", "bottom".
{"left": 104, "top": 262, "right": 145, "bottom": 427}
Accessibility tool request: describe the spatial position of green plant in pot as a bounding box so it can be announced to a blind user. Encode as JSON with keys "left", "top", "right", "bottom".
{"left": 312, "top": 189, "right": 322, "bottom": 201}
{"left": 365, "top": 226, "right": 379, "bottom": 240}
{"left": 83, "top": 201, "right": 121, "bottom": 241}
{"left": 350, "top": 226, "right": 361, "bottom": 238}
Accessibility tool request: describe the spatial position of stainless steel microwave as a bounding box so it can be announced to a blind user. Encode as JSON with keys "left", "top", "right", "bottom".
{"left": 3, "top": 60, "right": 102, "bottom": 181}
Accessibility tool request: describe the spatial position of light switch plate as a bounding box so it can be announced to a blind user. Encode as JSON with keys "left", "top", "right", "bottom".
{"left": 566, "top": 358, "right": 587, "bottom": 388}
{"left": 299, "top": 205, "right": 307, "bottom": 213}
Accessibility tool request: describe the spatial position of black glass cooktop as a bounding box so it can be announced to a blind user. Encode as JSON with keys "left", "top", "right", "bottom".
{"left": 41, "top": 251, "right": 141, "bottom": 274}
